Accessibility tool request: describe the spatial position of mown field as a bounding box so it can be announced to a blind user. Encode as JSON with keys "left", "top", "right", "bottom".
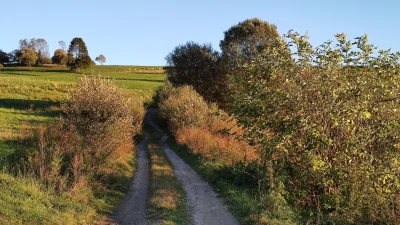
{"left": 0, "top": 65, "right": 166, "bottom": 156}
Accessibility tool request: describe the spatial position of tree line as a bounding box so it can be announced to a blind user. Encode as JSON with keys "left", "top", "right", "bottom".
{"left": 0, "top": 38, "right": 106, "bottom": 71}
{"left": 165, "top": 18, "right": 400, "bottom": 224}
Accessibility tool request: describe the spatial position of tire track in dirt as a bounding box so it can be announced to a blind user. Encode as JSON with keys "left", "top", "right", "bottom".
{"left": 110, "top": 131, "right": 150, "bottom": 225}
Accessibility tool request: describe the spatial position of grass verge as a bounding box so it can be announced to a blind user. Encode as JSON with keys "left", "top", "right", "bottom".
{"left": 0, "top": 173, "right": 97, "bottom": 225}
{"left": 166, "top": 139, "right": 260, "bottom": 225}
{"left": 147, "top": 131, "right": 188, "bottom": 225}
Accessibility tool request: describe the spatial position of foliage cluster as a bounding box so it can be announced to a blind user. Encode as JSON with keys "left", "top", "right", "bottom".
{"left": 156, "top": 83, "right": 257, "bottom": 165}
{"left": 1, "top": 37, "right": 94, "bottom": 71}
{"left": 165, "top": 17, "right": 400, "bottom": 224}
{"left": 19, "top": 38, "right": 51, "bottom": 66}
{"left": 165, "top": 42, "right": 228, "bottom": 107}
{"left": 165, "top": 18, "right": 281, "bottom": 109}
{"left": 231, "top": 32, "right": 400, "bottom": 224}
{"left": 67, "top": 38, "right": 92, "bottom": 72}
{"left": 95, "top": 54, "right": 106, "bottom": 65}
{"left": 52, "top": 49, "right": 68, "bottom": 66}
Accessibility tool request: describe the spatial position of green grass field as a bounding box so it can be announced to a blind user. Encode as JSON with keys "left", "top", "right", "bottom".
{"left": 0, "top": 65, "right": 166, "bottom": 156}
{"left": 0, "top": 65, "right": 166, "bottom": 224}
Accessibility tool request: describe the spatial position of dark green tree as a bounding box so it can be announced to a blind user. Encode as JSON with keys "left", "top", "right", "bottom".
{"left": 220, "top": 18, "right": 281, "bottom": 68}
{"left": 165, "top": 41, "right": 228, "bottom": 107}
{"left": 0, "top": 50, "right": 9, "bottom": 64}
{"left": 67, "top": 37, "right": 92, "bottom": 72}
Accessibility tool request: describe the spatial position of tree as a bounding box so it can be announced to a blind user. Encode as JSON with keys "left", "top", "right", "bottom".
{"left": 8, "top": 50, "right": 21, "bottom": 64}
{"left": 0, "top": 50, "right": 9, "bottom": 64}
{"left": 18, "top": 38, "right": 50, "bottom": 64}
{"left": 95, "top": 54, "right": 106, "bottom": 65}
{"left": 34, "top": 38, "right": 50, "bottom": 64}
{"left": 19, "top": 39, "right": 31, "bottom": 50}
{"left": 58, "top": 41, "right": 66, "bottom": 50}
{"left": 165, "top": 41, "right": 228, "bottom": 107}
{"left": 52, "top": 49, "right": 68, "bottom": 66}
{"left": 19, "top": 48, "right": 37, "bottom": 66}
{"left": 220, "top": 18, "right": 281, "bottom": 68}
{"left": 67, "top": 37, "right": 92, "bottom": 72}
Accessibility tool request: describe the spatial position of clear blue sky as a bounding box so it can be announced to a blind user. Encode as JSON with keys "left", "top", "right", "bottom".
{"left": 1, "top": 0, "right": 399, "bottom": 66}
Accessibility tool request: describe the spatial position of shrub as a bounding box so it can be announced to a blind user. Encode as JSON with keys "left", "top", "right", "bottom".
{"left": 158, "top": 84, "right": 257, "bottom": 165}
{"left": 8, "top": 75, "right": 144, "bottom": 193}
{"left": 152, "top": 81, "right": 176, "bottom": 106}
{"left": 63, "top": 75, "right": 142, "bottom": 176}
{"left": 232, "top": 32, "right": 400, "bottom": 224}
{"left": 158, "top": 85, "right": 210, "bottom": 132}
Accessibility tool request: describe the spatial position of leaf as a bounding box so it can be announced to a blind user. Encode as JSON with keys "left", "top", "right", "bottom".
{"left": 362, "top": 111, "right": 372, "bottom": 119}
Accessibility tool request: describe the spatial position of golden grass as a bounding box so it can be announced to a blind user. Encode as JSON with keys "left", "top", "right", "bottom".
{"left": 149, "top": 144, "right": 179, "bottom": 209}
{"left": 147, "top": 141, "right": 187, "bottom": 224}
{"left": 176, "top": 127, "right": 258, "bottom": 165}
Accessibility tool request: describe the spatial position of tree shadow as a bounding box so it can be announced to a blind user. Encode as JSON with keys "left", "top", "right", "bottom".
{"left": 42, "top": 69, "right": 70, "bottom": 73}
{"left": 0, "top": 72, "right": 40, "bottom": 77}
{"left": 114, "top": 77, "right": 164, "bottom": 83}
{"left": 0, "top": 99, "right": 62, "bottom": 118}
{"left": 0, "top": 98, "right": 61, "bottom": 110}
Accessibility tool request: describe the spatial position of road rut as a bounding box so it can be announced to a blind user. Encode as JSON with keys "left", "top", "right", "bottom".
{"left": 110, "top": 132, "right": 150, "bottom": 225}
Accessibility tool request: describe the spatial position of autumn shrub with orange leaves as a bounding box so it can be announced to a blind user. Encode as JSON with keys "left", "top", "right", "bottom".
{"left": 157, "top": 83, "right": 257, "bottom": 165}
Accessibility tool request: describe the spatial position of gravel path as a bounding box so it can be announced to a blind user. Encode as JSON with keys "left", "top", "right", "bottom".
{"left": 147, "top": 109, "right": 239, "bottom": 225}
{"left": 110, "top": 130, "right": 150, "bottom": 225}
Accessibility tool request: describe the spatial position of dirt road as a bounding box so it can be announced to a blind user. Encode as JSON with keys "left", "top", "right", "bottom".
{"left": 147, "top": 109, "right": 239, "bottom": 225}
{"left": 110, "top": 132, "right": 150, "bottom": 225}
{"left": 109, "top": 109, "right": 239, "bottom": 225}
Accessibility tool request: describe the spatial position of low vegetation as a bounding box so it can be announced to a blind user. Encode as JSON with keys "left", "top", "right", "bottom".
{"left": 156, "top": 83, "right": 257, "bottom": 165}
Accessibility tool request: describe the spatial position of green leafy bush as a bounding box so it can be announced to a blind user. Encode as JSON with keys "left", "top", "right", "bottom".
{"left": 232, "top": 32, "right": 400, "bottom": 224}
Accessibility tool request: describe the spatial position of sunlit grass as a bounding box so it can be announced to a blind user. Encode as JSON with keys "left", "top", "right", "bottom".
{"left": 147, "top": 135, "right": 188, "bottom": 225}
{"left": 0, "top": 65, "right": 166, "bottom": 156}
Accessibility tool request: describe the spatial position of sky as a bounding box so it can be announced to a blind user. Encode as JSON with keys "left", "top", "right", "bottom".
{"left": 1, "top": 0, "right": 399, "bottom": 66}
